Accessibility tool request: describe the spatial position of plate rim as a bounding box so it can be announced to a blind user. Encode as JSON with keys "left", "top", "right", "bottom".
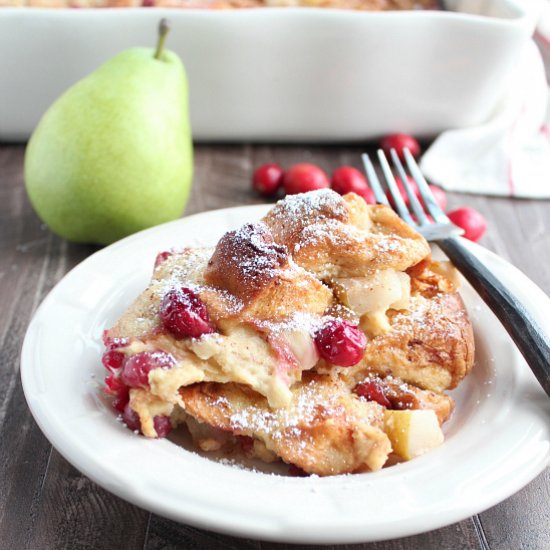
{"left": 20, "top": 204, "right": 550, "bottom": 544}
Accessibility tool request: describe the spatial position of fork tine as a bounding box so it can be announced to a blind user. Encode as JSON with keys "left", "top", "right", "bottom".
{"left": 403, "top": 149, "right": 448, "bottom": 224}
{"left": 377, "top": 150, "right": 416, "bottom": 226}
{"left": 361, "top": 153, "right": 390, "bottom": 206}
{"left": 389, "top": 149, "right": 429, "bottom": 225}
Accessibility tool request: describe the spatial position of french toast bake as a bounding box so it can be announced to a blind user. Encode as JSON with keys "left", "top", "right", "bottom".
{"left": 102, "top": 189, "right": 474, "bottom": 476}
{"left": 1, "top": 1, "right": 439, "bottom": 11}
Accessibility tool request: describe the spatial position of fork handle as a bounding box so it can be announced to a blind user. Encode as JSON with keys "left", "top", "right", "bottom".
{"left": 437, "top": 236, "right": 550, "bottom": 398}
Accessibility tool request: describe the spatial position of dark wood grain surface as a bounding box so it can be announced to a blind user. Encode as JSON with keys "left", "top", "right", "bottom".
{"left": 1, "top": 143, "right": 549, "bottom": 550}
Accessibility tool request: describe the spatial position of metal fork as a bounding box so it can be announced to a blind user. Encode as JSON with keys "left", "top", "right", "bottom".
{"left": 362, "top": 149, "right": 550, "bottom": 398}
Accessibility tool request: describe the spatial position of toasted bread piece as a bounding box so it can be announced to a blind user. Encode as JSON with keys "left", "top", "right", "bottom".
{"left": 204, "top": 222, "right": 332, "bottom": 324}
{"left": 179, "top": 372, "right": 392, "bottom": 476}
{"left": 336, "top": 290, "right": 474, "bottom": 393}
{"left": 107, "top": 248, "right": 218, "bottom": 341}
{"left": 262, "top": 190, "right": 430, "bottom": 279}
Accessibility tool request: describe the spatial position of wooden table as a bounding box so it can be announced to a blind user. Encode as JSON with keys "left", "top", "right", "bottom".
{"left": 1, "top": 143, "right": 549, "bottom": 549}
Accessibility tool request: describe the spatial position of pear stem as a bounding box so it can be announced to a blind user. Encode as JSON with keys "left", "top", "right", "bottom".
{"left": 154, "top": 19, "right": 170, "bottom": 60}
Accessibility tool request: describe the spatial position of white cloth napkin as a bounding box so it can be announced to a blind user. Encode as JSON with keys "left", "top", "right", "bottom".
{"left": 420, "top": 11, "right": 550, "bottom": 199}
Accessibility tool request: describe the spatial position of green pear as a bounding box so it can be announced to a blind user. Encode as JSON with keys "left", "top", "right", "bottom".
{"left": 25, "top": 19, "right": 193, "bottom": 245}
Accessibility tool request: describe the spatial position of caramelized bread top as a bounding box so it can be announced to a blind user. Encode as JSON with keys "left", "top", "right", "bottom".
{"left": 204, "top": 221, "right": 332, "bottom": 323}
{"left": 262, "top": 190, "right": 430, "bottom": 278}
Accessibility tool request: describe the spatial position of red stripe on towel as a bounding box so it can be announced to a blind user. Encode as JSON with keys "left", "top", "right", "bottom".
{"left": 541, "top": 124, "right": 550, "bottom": 144}
{"left": 506, "top": 103, "right": 527, "bottom": 197}
{"left": 507, "top": 160, "right": 515, "bottom": 197}
{"left": 535, "top": 30, "right": 550, "bottom": 50}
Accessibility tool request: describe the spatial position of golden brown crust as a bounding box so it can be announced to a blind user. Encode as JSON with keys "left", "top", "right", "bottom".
{"left": 340, "top": 290, "right": 474, "bottom": 393}
{"left": 179, "top": 372, "right": 392, "bottom": 476}
{"left": 205, "top": 222, "right": 289, "bottom": 301}
{"left": 204, "top": 222, "right": 332, "bottom": 323}
{"left": 262, "top": 191, "right": 431, "bottom": 278}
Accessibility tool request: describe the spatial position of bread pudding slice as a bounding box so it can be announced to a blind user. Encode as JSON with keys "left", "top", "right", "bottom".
{"left": 102, "top": 189, "right": 474, "bottom": 475}
{"left": 174, "top": 371, "right": 454, "bottom": 476}
{"left": 179, "top": 373, "right": 391, "bottom": 476}
{"left": 262, "top": 191, "right": 430, "bottom": 279}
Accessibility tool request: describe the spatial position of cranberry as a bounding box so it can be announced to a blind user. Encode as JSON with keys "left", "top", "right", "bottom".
{"left": 283, "top": 163, "right": 330, "bottom": 195}
{"left": 388, "top": 175, "right": 419, "bottom": 207}
{"left": 104, "top": 373, "right": 130, "bottom": 412}
{"left": 380, "top": 133, "right": 421, "bottom": 160}
{"left": 121, "top": 350, "right": 175, "bottom": 389}
{"left": 448, "top": 207, "right": 487, "bottom": 242}
{"left": 122, "top": 405, "right": 172, "bottom": 438}
{"left": 355, "top": 380, "right": 392, "bottom": 408}
{"left": 331, "top": 166, "right": 368, "bottom": 195}
{"left": 429, "top": 184, "right": 447, "bottom": 211}
{"left": 331, "top": 167, "right": 376, "bottom": 204}
{"left": 160, "top": 287, "right": 215, "bottom": 339}
{"left": 314, "top": 318, "right": 367, "bottom": 367}
{"left": 113, "top": 394, "right": 129, "bottom": 413}
{"left": 101, "top": 350, "right": 125, "bottom": 372}
{"left": 252, "top": 163, "right": 284, "bottom": 197}
{"left": 359, "top": 187, "right": 376, "bottom": 205}
{"left": 391, "top": 181, "right": 446, "bottom": 213}
{"left": 154, "top": 251, "right": 172, "bottom": 268}
{"left": 153, "top": 415, "right": 173, "bottom": 438}
{"left": 122, "top": 402, "right": 141, "bottom": 432}
{"left": 142, "top": 0, "right": 155, "bottom": 5}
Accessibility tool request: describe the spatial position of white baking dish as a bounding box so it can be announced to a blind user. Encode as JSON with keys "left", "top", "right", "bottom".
{"left": 0, "top": 0, "right": 538, "bottom": 142}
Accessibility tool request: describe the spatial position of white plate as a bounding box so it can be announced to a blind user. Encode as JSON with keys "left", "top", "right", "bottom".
{"left": 21, "top": 205, "right": 550, "bottom": 544}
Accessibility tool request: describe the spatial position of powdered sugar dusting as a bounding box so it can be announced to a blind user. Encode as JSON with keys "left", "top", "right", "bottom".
{"left": 390, "top": 293, "right": 456, "bottom": 340}
{"left": 153, "top": 248, "right": 243, "bottom": 316}
{"left": 299, "top": 219, "right": 356, "bottom": 248}
{"left": 373, "top": 237, "right": 402, "bottom": 255}
{"left": 269, "top": 189, "right": 347, "bottom": 223}
{"left": 228, "top": 222, "right": 288, "bottom": 281}
{"left": 228, "top": 378, "right": 345, "bottom": 445}
{"left": 154, "top": 248, "right": 211, "bottom": 297}
{"left": 254, "top": 312, "right": 321, "bottom": 338}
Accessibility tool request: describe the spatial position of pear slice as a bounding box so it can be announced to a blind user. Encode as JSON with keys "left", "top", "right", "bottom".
{"left": 279, "top": 328, "right": 319, "bottom": 371}
{"left": 383, "top": 409, "right": 444, "bottom": 461}
{"left": 333, "top": 270, "right": 410, "bottom": 316}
